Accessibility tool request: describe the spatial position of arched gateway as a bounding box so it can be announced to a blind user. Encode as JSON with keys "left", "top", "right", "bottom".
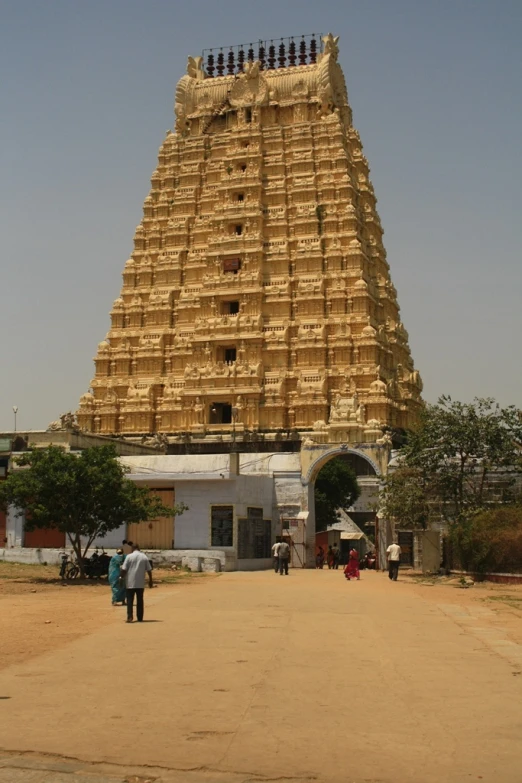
{"left": 283, "top": 442, "right": 387, "bottom": 568}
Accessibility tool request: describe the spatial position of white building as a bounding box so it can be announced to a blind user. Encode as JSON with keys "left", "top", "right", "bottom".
{"left": 1, "top": 436, "right": 386, "bottom": 571}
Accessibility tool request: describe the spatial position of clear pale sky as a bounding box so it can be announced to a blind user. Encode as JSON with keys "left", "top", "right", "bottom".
{"left": 1, "top": 0, "right": 521, "bottom": 431}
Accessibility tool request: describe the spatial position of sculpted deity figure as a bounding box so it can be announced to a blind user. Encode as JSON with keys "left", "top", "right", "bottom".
{"left": 193, "top": 396, "right": 204, "bottom": 424}
{"left": 163, "top": 380, "right": 177, "bottom": 400}
{"left": 330, "top": 394, "right": 358, "bottom": 423}
{"left": 355, "top": 403, "right": 366, "bottom": 424}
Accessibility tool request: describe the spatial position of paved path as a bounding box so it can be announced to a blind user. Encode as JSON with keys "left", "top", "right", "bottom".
{"left": 1, "top": 570, "right": 522, "bottom": 783}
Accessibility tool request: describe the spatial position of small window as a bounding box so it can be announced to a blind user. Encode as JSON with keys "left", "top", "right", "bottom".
{"left": 224, "top": 347, "right": 236, "bottom": 363}
{"left": 240, "top": 163, "right": 247, "bottom": 173}
{"left": 235, "top": 224, "right": 243, "bottom": 236}
{"left": 236, "top": 193, "right": 244, "bottom": 202}
{"left": 229, "top": 301, "right": 240, "bottom": 315}
{"left": 211, "top": 505, "right": 233, "bottom": 547}
{"left": 223, "top": 258, "right": 241, "bottom": 273}
{"left": 245, "top": 109, "right": 252, "bottom": 124}
{"left": 222, "top": 301, "right": 239, "bottom": 315}
{"left": 210, "top": 402, "right": 232, "bottom": 424}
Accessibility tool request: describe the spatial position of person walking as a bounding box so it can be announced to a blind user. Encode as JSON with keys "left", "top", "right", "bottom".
{"left": 386, "top": 540, "right": 402, "bottom": 581}
{"left": 326, "top": 545, "right": 335, "bottom": 569}
{"left": 316, "top": 545, "right": 325, "bottom": 569}
{"left": 278, "top": 539, "right": 290, "bottom": 576}
{"left": 108, "top": 549, "right": 126, "bottom": 605}
{"left": 272, "top": 539, "right": 281, "bottom": 572}
{"left": 344, "top": 547, "right": 360, "bottom": 580}
{"left": 121, "top": 543, "right": 153, "bottom": 622}
{"left": 332, "top": 542, "right": 340, "bottom": 570}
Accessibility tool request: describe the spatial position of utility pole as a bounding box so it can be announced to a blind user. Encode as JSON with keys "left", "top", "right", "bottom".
{"left": 12, "top": 406, "right": 18, "bottom": 433}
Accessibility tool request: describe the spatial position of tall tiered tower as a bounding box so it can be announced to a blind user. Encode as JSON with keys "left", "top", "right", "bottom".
{"left": 78, "top": 34, "right": 422, "bottom": 445}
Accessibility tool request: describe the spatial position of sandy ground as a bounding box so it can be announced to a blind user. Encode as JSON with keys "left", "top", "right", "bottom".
{"left": 0, "top": 562, "right": 214, "bottom": 670}
{"left": 1, "top": 565, "right": 522, "bottom": 783}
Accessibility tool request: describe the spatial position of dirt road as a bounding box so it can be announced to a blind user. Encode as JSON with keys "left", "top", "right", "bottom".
{"left": 1, "top": 568, "right": 522, "bottom": 783}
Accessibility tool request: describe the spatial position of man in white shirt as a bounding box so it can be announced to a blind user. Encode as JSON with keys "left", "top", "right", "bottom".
{"left": 271, "top": 540, "right": 281, "bottom": 573}
{"left": 121, "top": 544, "right": 153, "bottom": 623}
{"left": 386, "top": 541, "right": 402, "bottom": 581}
{"left": 278, "top": 540, "right": 291, "bottom": 576}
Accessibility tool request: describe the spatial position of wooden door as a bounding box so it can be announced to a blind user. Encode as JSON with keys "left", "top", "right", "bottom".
{"left": 127, "top": 488, "right": 175, "bottom": 550}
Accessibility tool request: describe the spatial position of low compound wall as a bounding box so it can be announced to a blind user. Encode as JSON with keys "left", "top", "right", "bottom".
{"left": 0, "top": 547, "right": 234, "bottom": 573}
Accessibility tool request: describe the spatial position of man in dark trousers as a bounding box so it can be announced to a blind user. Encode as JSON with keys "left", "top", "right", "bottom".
{"left": 386, "top": 541, "right": 402, "bottom": 581}
{"left": 278, "top": 539, "right": 290, "bottom": 575}
{"left": 121, "top": 543, "right": 153, "bottom": 622}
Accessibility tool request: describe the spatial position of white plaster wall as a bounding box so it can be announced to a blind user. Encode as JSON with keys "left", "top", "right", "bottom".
{"left": 234, "top": 475, "right": 273, "bottom": 518}
{"left": 174, "top": 479, "right": 235, "bottom": 549}
{"left": 6, "top": 505, "right": 24, "bottom": 548}
{"left": 121, "top": 453, "right": 230, "bottom": 481}
{"left": 349, "top": 478, "right": 380, "bottom": 514}
{"left": 240, "top": 452, "right": 301, "bottom": 476}
{"left": 0, "top": 547, "right": 63, "bottom": 565}
{"left": 174, "top": 475, "right": 273, "bottom": 551}
{"left": 81, "top": 524, "right": 127, "bottom": 550}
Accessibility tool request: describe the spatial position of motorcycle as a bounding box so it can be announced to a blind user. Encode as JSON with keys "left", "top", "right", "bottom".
{"left": 59, "top": 548, "right": 111, "bottom": 580}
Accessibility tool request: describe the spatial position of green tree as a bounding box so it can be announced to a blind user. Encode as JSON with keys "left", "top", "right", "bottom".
{"left": 314, "top": 457, "right": 360, "bottom": 532}
{"left": 380, "top": 466, "right": 434, "bottom": 529}
{"left": 0, "top": 445, "right": 187, "bottom": 577}
{"left": 382, "top": 396, "right": 522, "bottom": 528}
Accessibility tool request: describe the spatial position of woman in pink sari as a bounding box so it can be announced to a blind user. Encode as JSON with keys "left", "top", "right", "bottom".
{"left": 344, "top": 548, "right": 360, "bottom": 580}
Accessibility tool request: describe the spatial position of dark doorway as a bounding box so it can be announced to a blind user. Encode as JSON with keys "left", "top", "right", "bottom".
{"left": 398, "top": 531, "right": 414, "bottom": 566}
{"left": 222, "top": 301, "right": 239, "bottom": 315}
{"left": 210, "top": 403, "right": 232, "bottom": 424}
{"left": 224, "top": 347, "right": 237, "bottom": 363}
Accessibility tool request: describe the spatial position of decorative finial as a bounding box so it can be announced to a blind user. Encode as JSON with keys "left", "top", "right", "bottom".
{"left": 216, "top": 49, "right": 225, "bottom": 76}
{"left": 258, "top": 43, "right": 266, "bottom": 69}
{"left": 299, "top": 37, "right": 307, "bottom": 65}
{"left": 288, "top": 39, "right": 296, "bottom": 66}
{"left": 309, "top": 35, "right": 317, "bottom": 63}
{"left": 268, "top": 41, "right": 276, "bottom": 69}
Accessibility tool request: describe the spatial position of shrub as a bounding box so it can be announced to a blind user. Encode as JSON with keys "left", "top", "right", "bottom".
{"left": 451, "top": 507, "right": 522, "bottom": 574}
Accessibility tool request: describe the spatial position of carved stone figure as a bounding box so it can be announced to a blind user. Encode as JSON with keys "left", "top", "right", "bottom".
{"left": 47, "top": 412, "right": 80, "bottom": 432}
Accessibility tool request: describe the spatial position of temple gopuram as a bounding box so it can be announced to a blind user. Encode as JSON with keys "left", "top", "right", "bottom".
{"left": 77, "top": 34, "right": 422, "bottom": 447}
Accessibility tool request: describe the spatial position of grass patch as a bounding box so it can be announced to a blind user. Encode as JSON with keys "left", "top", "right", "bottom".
{"left": 0, "top": 562, "right": 60, "bottom": 582}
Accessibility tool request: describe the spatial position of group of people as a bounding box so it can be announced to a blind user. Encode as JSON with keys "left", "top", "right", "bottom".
{"left": 314, "top": 543, "right": 362, "bottom": 579}
{"left": 315, "top": 543, "right": 341, "bottom": 569}
{"left": 314, "top": 542, "right": 401, "bottom": 581}
{"left": 108, "top": 540, "right": 153, "bottom": 623}
{"left": 271, "top": 538, "right": 291, "bottom": 575}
